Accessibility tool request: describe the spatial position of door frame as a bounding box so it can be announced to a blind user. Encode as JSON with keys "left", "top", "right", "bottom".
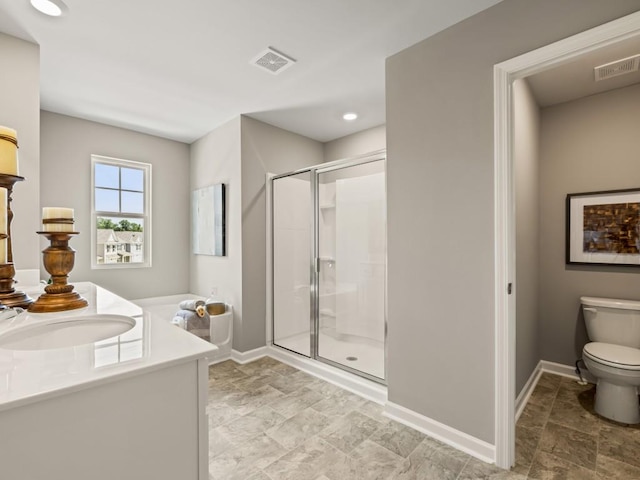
{"left": 493, "top": 11, "right": 640, "bottom": 469}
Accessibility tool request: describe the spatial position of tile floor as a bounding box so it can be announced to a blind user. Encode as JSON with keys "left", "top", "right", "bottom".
{"left": 515, "top": 372, "right": 640, "bottom": 479}
{"left": 207, "top": 357, "right": 515, "bottom": 479}
{"left": 207, "top": 359, "right": 640, "bottom": 479}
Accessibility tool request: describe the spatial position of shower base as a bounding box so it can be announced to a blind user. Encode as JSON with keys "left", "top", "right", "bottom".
{"left": 274, "top": 328, "right": 384, "bottom": 380}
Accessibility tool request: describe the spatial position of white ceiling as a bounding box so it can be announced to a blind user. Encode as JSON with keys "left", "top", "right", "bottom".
{"left": 0, "top": 0, "right": 503, "bottom": 144}
{"left": 527, "top": 36, "right": 640, "bottom": 107}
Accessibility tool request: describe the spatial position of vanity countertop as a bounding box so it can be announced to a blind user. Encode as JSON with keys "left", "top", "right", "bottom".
{"left": 0, "top": 282, "right": 217, "bottom": 412}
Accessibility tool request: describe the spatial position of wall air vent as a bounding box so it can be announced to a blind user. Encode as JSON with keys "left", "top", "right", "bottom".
{"left": 251, "top": 47, "right": 296, "bottom": 75}
{"left": 594, "top": 54, "right": 640, "bottom": 82}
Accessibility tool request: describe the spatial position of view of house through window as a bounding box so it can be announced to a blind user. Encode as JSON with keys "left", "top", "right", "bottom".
{"left": 91, "top": 155, "right": 151, "bottom": 268}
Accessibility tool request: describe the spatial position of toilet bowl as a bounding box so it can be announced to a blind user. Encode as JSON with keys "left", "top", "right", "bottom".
{"left": 583, "top": 342, "right": 640, "bottom": 423}
{"left": 582, "top": 296, "right": 640, "bottom": 424}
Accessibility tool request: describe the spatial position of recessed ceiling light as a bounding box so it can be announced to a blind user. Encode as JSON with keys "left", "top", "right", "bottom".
{"left": 30, "top": 0, "right": 67, "bottom": 17}
{"left": 343, "top": 112, "right": 358, "bottom": 121}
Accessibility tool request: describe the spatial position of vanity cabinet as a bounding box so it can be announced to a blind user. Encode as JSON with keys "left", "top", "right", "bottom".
{"left": 0, "top": 282, "right": 214, "bottom": 480}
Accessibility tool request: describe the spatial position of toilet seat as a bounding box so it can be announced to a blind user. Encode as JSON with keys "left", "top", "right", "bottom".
{"left": 584, "top": 342, "right": 640, "bottom": 371}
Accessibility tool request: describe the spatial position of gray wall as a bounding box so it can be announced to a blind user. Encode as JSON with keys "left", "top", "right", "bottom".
{"left": 0, "top": 33, "right": 40, "bottom": 271}
{"left": 539, "top": 83, "right": 640, "bottom": 366}
{"left": 324, "top": 125, "right": 386, "bottom": 163}
{"left": 386, "top": 0, "right": 640, "bottom": 443}
{"left": 240, "top": 115, "right": 323, "bottom": 351}
{"left": 40, "top": 111, "right": 190, "bottom": 299}
{"left": 190, "top": 117, "right": 243, "bottom": 344}
{"left": 514, "top": 79, "right": 541, "bottom": 395}
{"left": 190, "top": 115, "right": 322, "bottom": 352}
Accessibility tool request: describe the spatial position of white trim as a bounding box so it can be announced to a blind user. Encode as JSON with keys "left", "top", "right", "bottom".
{"left": 515, "top": 360, "right": 596, "bottom": 421}
{"left": 494, "top": 11, "right": 640, "bottom": 469}
{"left": 493, "top": 56, "right": 515, "bottom": 470}
{"left": 540, "top": 360, "right": 596, "bottom": 384}
{"left": 385, "top": 401, "right": 495, "bottom": 464}
{"left": 207, "top": 347, "right": 268, "bottom": 366}
{"left": 267, "top": 345, "right": 387, "bottom": 404}
{"left": 231, "top": 346, "right": 268, "bottom": 364}
{"left": 515, "top": 363, "right": 542, "bottom": 421}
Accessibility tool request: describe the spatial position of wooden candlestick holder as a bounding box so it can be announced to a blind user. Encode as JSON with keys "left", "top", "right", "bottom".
{"left": 0, "top": 174, "right": 33, "bottom": 308}
{"left": 28, "top": 232, "right": 88, "bottom": 313}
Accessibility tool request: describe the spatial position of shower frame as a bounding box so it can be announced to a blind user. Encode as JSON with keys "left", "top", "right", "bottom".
{"left": 269, "top": 150, "right": 387, "bottom": 385}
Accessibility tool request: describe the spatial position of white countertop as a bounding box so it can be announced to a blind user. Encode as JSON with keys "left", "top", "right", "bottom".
{"left": 0, "top": 282, "right": 217, "bottom": 412}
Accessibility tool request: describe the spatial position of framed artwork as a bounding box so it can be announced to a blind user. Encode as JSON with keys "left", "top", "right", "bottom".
{"left": 566, "top": 188, "right": 640, "bottom": 266}
{"left": 192, "top": 183, "right": 226, "bottom": 256}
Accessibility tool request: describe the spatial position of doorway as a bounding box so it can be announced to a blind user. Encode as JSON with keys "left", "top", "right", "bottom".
{"left": 493, "top": 11, "right": 640, "bottom": 469}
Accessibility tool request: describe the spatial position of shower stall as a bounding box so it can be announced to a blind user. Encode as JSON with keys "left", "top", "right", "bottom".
{"left": 270, "top": 152, "right": 386, "bottom": 383}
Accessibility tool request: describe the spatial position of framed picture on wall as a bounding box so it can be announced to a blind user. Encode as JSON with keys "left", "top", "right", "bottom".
{"left": 192, "top": 183, "right": 226, "bottom": 256}
{"left": 566, "top": 188, "right": 640, "bottom": 266}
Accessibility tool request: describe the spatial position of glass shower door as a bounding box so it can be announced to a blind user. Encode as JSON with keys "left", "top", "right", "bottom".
{"left": 272, "top": 171, "right": 312, "bottom": 356}
{"left": 316, "top": 160, "right": 386, "bottom": 380}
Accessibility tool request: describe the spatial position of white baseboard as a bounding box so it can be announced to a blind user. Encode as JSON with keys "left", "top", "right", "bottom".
{"left": 267, "top": 345, "right": 387, "bottom": 404}
{"left": 207, "top": 346, "right": 267, "bottom": 366}
{"left": 515, "top": 360, "right": 596, "bottom": 421}
{"left": 515, "top": 363, "right": 543, "bottom": 421}
{"left": 230, "top": 346, "right": 268, "bottom": 364}
{"left": 384, "top": 401, "right": 495, "bottom": 464}
{"left": 540, "top": 360, "right": 595, "bottom": 383}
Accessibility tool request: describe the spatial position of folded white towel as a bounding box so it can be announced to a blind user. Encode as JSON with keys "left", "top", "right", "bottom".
{"left": 179, "top": 300, "right": 204, "bottom": 317}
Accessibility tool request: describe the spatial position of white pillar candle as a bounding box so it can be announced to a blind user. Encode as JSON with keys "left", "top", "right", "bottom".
{"left": 42, "top": 207, "right": 74, "bottom": 232}
{"left": 42, "top": 207, "right": 74, "bottom": 219}
{"left": 0, "top": 126, "right": 18, "bottom": 176}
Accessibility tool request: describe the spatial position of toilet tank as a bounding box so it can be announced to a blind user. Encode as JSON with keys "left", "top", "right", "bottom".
{"left": 581, "top": 296, "right": 640, "bottom": 348}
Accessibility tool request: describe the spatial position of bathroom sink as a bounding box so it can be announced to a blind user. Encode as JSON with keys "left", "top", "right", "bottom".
{"left": 0, "top": 314, "right": 136, "bottom": 351}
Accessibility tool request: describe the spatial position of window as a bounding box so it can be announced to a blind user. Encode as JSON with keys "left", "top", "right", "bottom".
{"left": 91, "top": 155, "right": 151, "bottom": 268}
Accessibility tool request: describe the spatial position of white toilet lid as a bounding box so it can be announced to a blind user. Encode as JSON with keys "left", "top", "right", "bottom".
{"left": 584, "top": 342, "right": 640, "bottom": 370}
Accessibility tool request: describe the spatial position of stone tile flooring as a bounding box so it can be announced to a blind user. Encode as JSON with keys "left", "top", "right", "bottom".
{"left": 208, "top": 357, "right": 522, "bottom": 479}
{"left": 515, "top": 372, "right": 640, "bottom": 479}
{"left": 208, "top": 360, "right": 640, "bottom": 479}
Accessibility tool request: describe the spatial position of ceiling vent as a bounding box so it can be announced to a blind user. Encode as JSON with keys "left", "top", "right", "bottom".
{"left": 251, "top": 47, "right": 296, "bottom": 75}
{"left": 594, "top": 54, "right": 640, "bottom": 82}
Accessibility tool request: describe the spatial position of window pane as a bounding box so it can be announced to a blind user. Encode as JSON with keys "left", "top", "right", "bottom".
{"left": 95, "top": 188, "right": 119, "bottom": 212}
{"left": 121, "top": 167, "right": 144, "bottom": 192}
{"left": 121, "top": 191, "right": 143, "bottom": 214}
{"left": 96, "top": 216, "right": 144, "bottom": 265}
{"left": 95, "top": 164, "right": 119, "bottom": 189}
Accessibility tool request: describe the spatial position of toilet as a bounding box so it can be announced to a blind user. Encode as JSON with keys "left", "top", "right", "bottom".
{"left": 581, "top": 296, "right": 640, "bottom": 424}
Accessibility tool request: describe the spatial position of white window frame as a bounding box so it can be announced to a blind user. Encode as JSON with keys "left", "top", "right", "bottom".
{"left": 91, "top": 154, "right": 152, "bottom": 269}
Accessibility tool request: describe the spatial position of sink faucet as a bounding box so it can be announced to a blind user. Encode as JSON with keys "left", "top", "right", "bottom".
{"left": 0, "top": 307, "right": 24, "bottom": 323}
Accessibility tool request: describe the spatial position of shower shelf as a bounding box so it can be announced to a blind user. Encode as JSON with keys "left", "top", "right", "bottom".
{"left": 319, "top": 257, "right": 335, "bottom": 262}
{"left": 320, "top": 204, "right": 335, "bottom": 209}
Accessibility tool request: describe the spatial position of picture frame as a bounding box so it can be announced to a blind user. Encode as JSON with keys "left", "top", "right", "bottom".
{"left": 192, "top": 183, "right": 226, "bottom": 256}
{"left": 566, "top": 188, "right": 640, "bottom": 266}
